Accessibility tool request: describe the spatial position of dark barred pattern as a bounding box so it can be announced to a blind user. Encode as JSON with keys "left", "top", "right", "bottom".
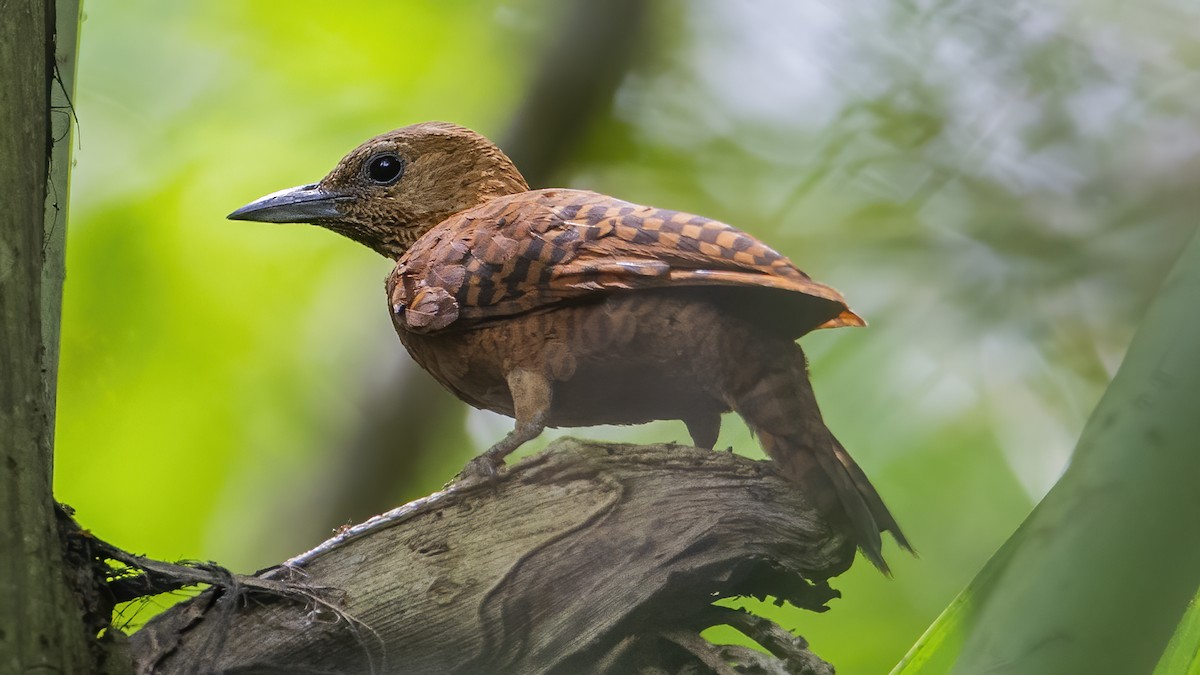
{"left": 387, "top": 188, "right": 864, "bottom": 335}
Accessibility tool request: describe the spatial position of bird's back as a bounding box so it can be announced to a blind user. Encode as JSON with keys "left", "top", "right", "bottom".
{"left": 387, "top": 189, "right": 863, "bottom": 340}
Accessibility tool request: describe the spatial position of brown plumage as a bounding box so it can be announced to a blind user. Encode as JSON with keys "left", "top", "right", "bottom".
{"left": 229, "top": 121, "right": 911, "bottom": 572}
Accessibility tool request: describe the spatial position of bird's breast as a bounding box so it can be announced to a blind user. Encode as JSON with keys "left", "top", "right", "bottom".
{"left": 393, "top": 289, "right": 754, "bottom": 426}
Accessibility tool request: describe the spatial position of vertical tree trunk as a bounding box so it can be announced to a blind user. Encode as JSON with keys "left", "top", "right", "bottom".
{"left": 0, "top": 1, "right": 89, "bottom": 672}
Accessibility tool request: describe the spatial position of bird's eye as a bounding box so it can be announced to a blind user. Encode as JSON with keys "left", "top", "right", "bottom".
{"left": 366, "top": 154, "right": 405, "bottom": 184}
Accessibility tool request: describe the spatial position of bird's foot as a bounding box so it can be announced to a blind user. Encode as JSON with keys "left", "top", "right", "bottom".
{"left": 455, "top": 453, "right": 505, "bottom": 488}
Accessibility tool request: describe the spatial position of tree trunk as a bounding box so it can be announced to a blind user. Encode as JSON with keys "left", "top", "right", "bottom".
{"left": 0, "top": 0, "right": 90, "bottom": 672}
{"left": 128, "top": 441, "right": 851, "bottom": 674}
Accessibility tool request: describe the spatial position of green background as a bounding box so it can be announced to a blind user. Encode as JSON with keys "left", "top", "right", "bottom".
{"left": 54, "top": 0, "right": 1200, "bottom": 672}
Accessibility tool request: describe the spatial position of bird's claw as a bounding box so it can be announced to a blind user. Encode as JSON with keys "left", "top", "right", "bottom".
{"left": 456, "top": 454, "right": 505, "bottom": 489}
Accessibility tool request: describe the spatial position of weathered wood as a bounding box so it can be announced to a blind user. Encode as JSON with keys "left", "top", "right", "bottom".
{"left": 130, "top": 440, "right": 854, "bottom": 674}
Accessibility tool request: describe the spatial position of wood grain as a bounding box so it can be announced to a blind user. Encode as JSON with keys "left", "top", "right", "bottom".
{"left": 130, "top": 440, "right": 852, "bottom": 674}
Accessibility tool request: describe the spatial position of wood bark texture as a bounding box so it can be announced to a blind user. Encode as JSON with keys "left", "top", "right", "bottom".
{"left": 130, "top": 440, "right": 855, "bottom": 674}
{"left": 0, "top": 1, "right": 93, "bottom": 672}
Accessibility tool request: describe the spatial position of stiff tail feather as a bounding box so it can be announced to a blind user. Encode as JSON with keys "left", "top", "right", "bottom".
{"left": 761, "top": 430, "right": 912, "bottom": 574}
{"left": 728, "top": 341, "right": 912, "bottom": 573}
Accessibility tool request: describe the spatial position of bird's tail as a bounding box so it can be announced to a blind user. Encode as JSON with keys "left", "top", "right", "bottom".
{"left": 759, "top": 429, "right": 911, "bottom": 573}
{"left": 731, "top": 344, "right": 912, "bottom": 573}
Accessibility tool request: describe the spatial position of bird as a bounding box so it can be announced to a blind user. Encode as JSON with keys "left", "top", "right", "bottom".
{"left": 228, "top": 121, "right": 911, "bottom": 572}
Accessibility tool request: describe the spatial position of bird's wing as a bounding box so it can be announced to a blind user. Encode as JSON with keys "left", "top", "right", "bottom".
{"left": 387, "top": 189, "right": 864, "bottom": 335}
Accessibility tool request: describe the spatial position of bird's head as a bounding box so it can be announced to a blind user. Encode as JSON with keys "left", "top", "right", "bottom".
{"left": 228, "top": 122, "right": 529, "bottom": 259}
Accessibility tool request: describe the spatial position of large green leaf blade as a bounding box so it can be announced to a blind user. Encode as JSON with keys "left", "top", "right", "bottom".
{"left": 1154, "top": 588, "right": 1200, "bottom": 675}
{"left": 894, "top": 227, "right": 1200, "bottom": 674}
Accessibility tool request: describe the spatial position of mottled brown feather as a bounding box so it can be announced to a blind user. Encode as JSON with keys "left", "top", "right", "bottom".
{"left": 388, "top": 189, "right": 864, "bottom": 337}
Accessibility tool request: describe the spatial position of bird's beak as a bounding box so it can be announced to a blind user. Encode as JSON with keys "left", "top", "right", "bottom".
{"left": 227, "top": 183, "right": 350, "bottom": 223}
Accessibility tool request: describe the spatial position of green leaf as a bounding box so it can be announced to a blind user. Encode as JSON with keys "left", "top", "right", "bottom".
{"left": 894, "top": 227, "right": 1200, "bottom": 674}
{"left": 1155, "top": 588, "right": 1200, "bottom": 675}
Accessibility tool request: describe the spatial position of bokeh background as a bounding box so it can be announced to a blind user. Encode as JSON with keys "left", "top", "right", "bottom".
{"left": 54, "top": 0, "right": 1200, "bottom": 671}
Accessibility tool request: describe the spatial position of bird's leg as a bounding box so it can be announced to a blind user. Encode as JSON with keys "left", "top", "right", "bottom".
{"left": 461, "top": 368, "right": 552, "bottom": 482}
{"left": 684, "top": 413, "right": 721, "bottom": 450}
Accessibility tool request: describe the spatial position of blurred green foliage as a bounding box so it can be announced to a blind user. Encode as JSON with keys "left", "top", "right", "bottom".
{"left": 894, "top": 229, "right": 1200, "bottom": 673}
{"left": 55, "top": 0, "right": 1199, "bottom": 671}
